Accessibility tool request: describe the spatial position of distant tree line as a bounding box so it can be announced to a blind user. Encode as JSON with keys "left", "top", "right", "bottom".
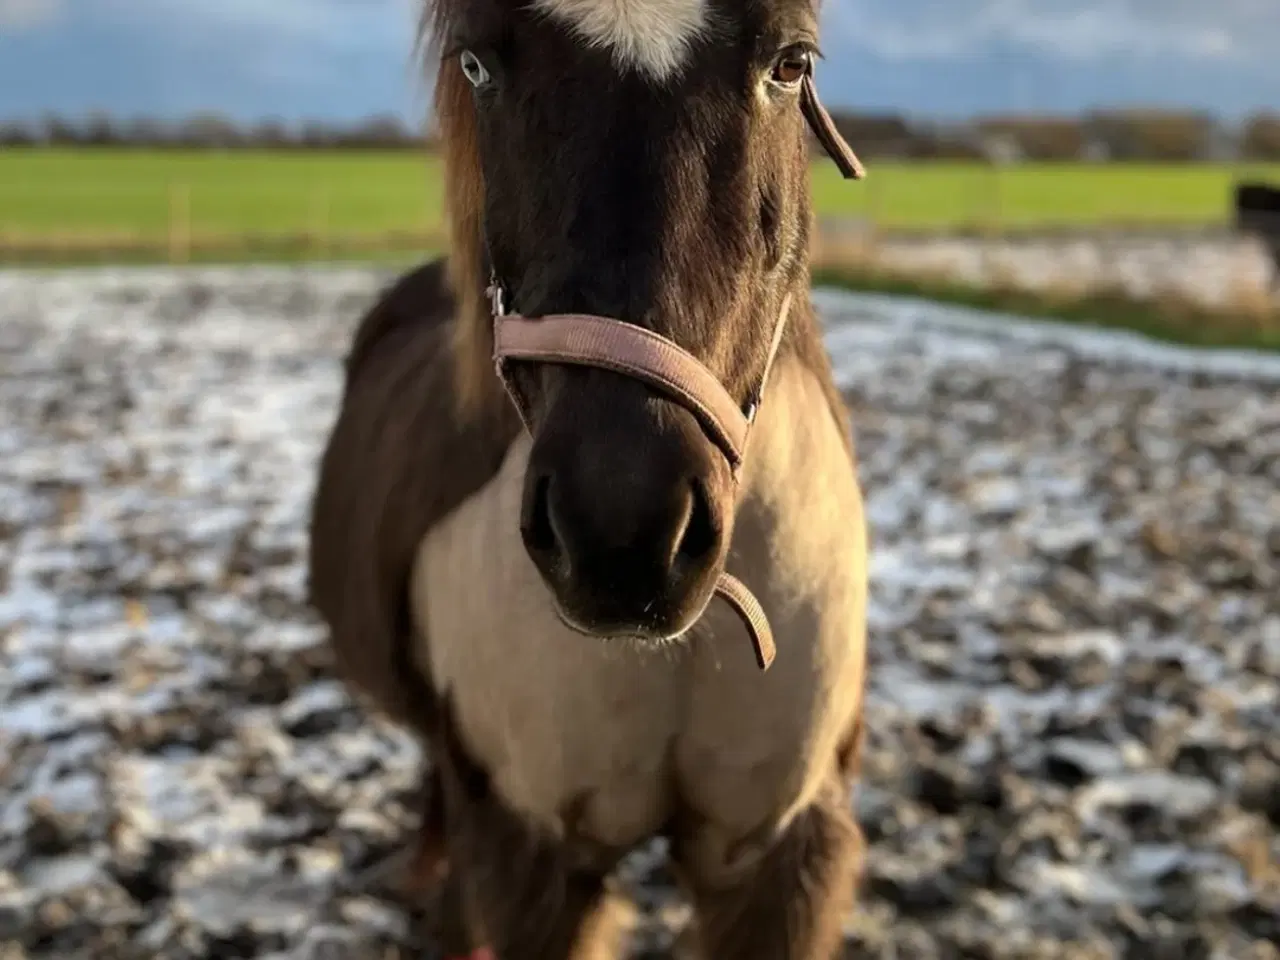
{"left": 0, "top": 111, "right": 432, "bottom": 150}
{"left": 3, "top": 108, "right": 1279, "bottom": 161}
{"left": 823, "top": 109, "right": 1280, "bottom": 163}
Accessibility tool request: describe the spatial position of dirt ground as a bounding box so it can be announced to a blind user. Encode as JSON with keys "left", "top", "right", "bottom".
{"left": 1, "top": 266, "right": 1277, "bottom": 958}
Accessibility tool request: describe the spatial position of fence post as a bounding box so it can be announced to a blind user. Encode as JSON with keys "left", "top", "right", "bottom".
{"left": 865, "top": 168, "right": 882, "bottom": 231}
{"left": 311, "top": 186, "right": 330, "bottom": 258}
{"left": 985, "top": 162, "right": 1003, "bottom": 235}
{"left": 169, "top": 183, "right": 190, "bottom": 263}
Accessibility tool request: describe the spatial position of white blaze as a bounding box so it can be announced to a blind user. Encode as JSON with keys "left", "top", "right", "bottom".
{"left": 530, "top": 0, "right": 710, "bottom": 81}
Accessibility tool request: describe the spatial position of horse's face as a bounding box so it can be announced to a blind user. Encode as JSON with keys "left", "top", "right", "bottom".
{"left": 447, "top": 0, "right": 819, "bottom": 641}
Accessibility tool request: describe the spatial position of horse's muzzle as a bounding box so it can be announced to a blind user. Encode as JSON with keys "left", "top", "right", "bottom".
{"left": 495, "top": 307, "right": 779, "bottom": 669}
{"left": 518, "top": 372, "right": 727, "bottom": 643}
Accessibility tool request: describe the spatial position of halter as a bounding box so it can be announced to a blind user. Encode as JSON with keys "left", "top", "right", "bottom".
{"left": 486, "top": 70, "right": 863, "bottom": 673}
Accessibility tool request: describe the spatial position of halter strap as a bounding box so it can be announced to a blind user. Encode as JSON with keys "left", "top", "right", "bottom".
{"left": 491, "top": 294, "right": 792, "bottom": 477}
{"left": 489, "top": 292, "right": 788, "bottom": 673}
{"left": 477, "top": 67, "right": 861, "bottom": 672}
{"left": 800, "top": 74, "right": 865, "bottom": 180}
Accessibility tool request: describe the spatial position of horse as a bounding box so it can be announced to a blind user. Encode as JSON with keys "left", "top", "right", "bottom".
{"left": 307, "top": 2, "right": 870, "bottom": 957}
{"left": 1234, "top": 181, "right": 1280, "bottom": 289}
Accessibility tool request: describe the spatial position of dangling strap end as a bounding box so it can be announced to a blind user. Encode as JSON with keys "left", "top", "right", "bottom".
{"left": 800, "top": 74, "right": 866, "bottom": 181}
{"left": 751, "top": 632, "right": 776, "bottom": 671}
{"left": 838, "top": 156, "right": 866, "bottom": 181}
{"left": 832, "top": 141, "right": 867, "bottom": 182}
{"left": 714, "top": 572, "right": 776, "bottom": 671}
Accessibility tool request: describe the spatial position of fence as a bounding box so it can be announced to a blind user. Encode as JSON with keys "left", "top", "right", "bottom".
{"left": 0, "top": 181, "right": 448, "bottom": 266}
{"left": 6, "top": 155, "right": 1280, "bottom": 267}
{"left": 3, "top": 174, "right": 1280, "bottom": 343}
{"left": 3, "top": 170, "right": 1277, "bottom": 349}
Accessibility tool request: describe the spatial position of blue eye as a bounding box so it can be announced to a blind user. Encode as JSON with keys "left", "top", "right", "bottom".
{"left": 460, "top": 50, "right": 491, "bottom": 87}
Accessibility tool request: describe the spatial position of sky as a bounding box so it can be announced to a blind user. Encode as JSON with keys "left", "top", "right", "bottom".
{"left": 0, "top": 0, "right": 1276, "bottom": 123}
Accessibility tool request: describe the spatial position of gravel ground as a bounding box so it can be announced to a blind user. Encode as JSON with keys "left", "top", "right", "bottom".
{"left": 1, "top": 265, "right": 1278, "bottom": 960}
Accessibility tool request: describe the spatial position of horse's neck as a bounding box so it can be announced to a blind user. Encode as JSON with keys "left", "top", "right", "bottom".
{"left": 730, "top": 347, "right": 864, "bottom": 600}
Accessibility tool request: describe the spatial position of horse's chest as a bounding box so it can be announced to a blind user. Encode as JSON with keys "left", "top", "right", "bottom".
{"left": 407, "top": 423, "right": 866, "bottom": 859}
{"left": 408, "top": 436, "right": 686, "bottom": 849}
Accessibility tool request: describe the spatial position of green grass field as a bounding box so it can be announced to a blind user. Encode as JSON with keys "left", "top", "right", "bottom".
{"left": 3, "top": 148, "right": 1279, "bottom": 240}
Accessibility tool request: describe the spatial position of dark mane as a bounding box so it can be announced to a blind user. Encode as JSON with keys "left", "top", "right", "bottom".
{"left": 307, "top": 260, "right": 520, "bottom": 729}
{"left": 417, "top": 0, "right": 502, "bottom": 419}
{"left": 416, "top": 0, "right": 462, "bottom": 56}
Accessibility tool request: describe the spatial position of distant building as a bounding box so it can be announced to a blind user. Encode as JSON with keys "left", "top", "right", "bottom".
{"left": 979, "top": 133, "right": 1024, "bottom": 165}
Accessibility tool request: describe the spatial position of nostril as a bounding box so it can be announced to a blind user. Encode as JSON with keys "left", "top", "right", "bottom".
{"left": 674, "top": 478, "right": 718, "bottom": 567}
{"left": 522, "top": 474, "right": 558, "bottom": 557}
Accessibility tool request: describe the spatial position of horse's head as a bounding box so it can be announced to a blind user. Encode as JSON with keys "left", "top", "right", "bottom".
{"left": 429, "top": 0, "right": 859, "bottom": 644}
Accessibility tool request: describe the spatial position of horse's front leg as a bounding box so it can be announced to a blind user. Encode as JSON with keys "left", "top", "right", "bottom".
{"left": 446, "top": 815, "right": 627, "bottom": 960}
{"left": 673, "top": 777, "right": 865, "bottom": 960}
{"left": 433, "top": 701, "right": 630, "bottom": 960}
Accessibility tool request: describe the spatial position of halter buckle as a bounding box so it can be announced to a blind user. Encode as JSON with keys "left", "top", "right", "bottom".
{"left": 486, "top": 275, "right": 507, "bottom": 317}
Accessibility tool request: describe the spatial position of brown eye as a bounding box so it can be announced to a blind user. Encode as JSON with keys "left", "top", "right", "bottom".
{"left": 771, "top": 50, "right": 810, "bottom": 86}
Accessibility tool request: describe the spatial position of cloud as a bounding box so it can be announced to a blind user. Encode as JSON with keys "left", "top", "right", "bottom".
{"left": 823, "top": 0, "right": 1276, "bottom": 64}
{"left": 92, "top": 0, "right": 422, "bottom": 95}
{"left": 101, "top": 0, "right": 416, "bottom": 48}
{"left": 0, "top": 0, "right": 428, "bottom": 121}
{"left": 2, "top": 0, "right": 1274, "bottom": 121}
{"left": 0, "top": 0, "right": 64, "bottom": 30}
